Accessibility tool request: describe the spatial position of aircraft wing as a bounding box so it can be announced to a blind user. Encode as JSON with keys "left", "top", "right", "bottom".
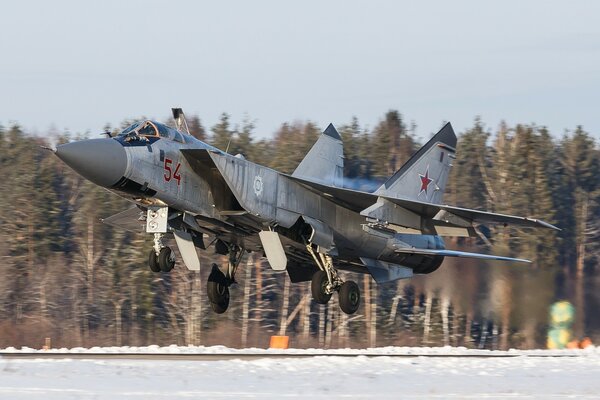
{"left": 286, "top": 175, "right": 559, "bottom": 232}
{"left": 394, "top": 247, "right": 531, "bottom": 263}
{"left": 285, "top": 175, "right": 381, "bottom": 212}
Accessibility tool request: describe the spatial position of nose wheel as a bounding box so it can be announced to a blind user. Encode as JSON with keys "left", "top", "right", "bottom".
{"left": 148, "top": 249, "right": 161, "bottom": 273}
{"left": 158, "top": 247, "right": 175, "bottom": 272}
{"left": 147, "top": 247, "right": 175, "bottom": 272}
{"left": 147, "top": 233, "right": 175, "bottom": 273}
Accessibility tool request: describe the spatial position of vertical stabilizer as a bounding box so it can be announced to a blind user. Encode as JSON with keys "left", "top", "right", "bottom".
{"left": 292, "top": 123, "right": 344, "bottom": 187}
{"left": 376, "top": 123, "right": 457, "bottom": 204}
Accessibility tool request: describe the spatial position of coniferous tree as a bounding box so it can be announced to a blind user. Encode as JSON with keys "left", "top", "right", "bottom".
{"left": 449, "top": 118, "right": 490, "bottom": 210}
{"left": 210, "top": 113, "right": 234, "bottom": 151}
{"left": 560, "top": 127, "right": 600, "bottom": 274}
{"left": 271, "top": 121, "right": 319, "bottom": 174}
{"left": 370, "top": 110, "right": 415, "bottom": 178}
{"left": 188, "top": 115, "right": 206, "bottom": 141}
{"left": 231, "top": 117, "right": 255, "bottom": 159}
{"left": 339, "top": 116, "right": 363, "bottom": 179}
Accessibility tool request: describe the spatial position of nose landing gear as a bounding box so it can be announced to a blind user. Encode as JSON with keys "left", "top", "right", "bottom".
{"left": 147, "top": 233, "right": 175, "bottom": 273}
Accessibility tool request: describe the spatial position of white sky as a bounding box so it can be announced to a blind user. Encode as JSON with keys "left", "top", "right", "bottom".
{"left": 1, "top": 0, "right": 600, "bottom": 140}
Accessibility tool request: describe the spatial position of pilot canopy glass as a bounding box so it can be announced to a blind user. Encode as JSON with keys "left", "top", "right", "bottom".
{"left": 118, "top": 120, "right": 184, "bottom": 142}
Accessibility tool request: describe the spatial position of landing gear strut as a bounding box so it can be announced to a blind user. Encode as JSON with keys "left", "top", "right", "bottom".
{"left": 307, "top": 244, "right": 360, "bottom": 315}
{"left": 206, "top": 244, "right": 244, "bottom": 314}
{"left": 147, "top": 233, "right": 175, "bottom": 273}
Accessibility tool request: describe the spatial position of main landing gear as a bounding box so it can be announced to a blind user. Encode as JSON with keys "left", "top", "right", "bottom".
{"left": 148, "top": 233, "right": 175, "bottom": 273}
{"left": 206, "top": 245, "right": 243, "bottom": 314}
{"left": 307, "top": 244, "right": 360, "bottom": 315}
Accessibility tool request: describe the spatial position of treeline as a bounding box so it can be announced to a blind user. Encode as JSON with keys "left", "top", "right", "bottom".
{"left": 0, "top": 110, "right": 597, "bottom": 349}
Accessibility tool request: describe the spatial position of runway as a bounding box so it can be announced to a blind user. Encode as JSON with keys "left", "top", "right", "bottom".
{"left": 0, "top": 351, "right": 584, "bottom": 360}
{"left": 0, "top": 346, "right": 598, "bottom": 399}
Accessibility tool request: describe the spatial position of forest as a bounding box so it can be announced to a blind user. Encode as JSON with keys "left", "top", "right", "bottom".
{"left": 0, "top": 110, "right": 598, "bottom": 350}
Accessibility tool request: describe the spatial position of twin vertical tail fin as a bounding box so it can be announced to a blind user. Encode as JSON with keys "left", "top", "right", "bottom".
{"left": 292, "top": 123, "right": 344, "bottom": 187}
{"left": 376, "top": 123, "right": 457, "bottom": 204}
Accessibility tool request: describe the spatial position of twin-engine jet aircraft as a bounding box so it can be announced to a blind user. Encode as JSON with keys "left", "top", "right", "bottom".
{"left": 54, "top": 109, "right": 558, "bottom": 315}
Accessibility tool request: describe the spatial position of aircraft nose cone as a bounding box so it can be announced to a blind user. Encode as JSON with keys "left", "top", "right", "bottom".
{"left": 55, "top": 138, "right": 127, "bottom": 187}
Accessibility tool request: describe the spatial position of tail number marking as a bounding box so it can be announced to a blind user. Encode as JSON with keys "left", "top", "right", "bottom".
{"left": 164, "top": 158, "right": 182, "bottom": 186}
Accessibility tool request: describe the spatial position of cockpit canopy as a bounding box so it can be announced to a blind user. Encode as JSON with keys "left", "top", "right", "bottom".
{"left": 119, "top": 120, "right": 185, "bottom": 143}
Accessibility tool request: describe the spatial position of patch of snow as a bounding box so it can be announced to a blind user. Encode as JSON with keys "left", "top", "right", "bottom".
{"left": 0, "top": 346, "right": 598, "bottom": 398}
{"left": 1, "top": 344, "right": 598, "bottom": 357}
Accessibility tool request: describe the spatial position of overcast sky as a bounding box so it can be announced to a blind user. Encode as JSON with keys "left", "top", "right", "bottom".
{"left": 2, "top": 0, "right": 600, "bottom": 140}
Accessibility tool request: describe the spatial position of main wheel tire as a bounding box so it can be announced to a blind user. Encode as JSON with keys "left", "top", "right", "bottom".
{"left": 158, "top": 247, "right": 175, "bottom": 272}
{"left": 210, "top": 298, "right": 229, "bottom": 314}
{"left": 148, "top": 249, "right": 161, "bottom": 273}
{"left": 311, "top": 270, "right": 332, "bottom": 304}
{"left": 207, "top": 264, "right": 230, "bottom": 314}
{"left": 339, "top": 280, "right": 360, "bottom": 315}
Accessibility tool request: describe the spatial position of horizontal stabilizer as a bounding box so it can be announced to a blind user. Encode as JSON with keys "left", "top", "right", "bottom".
{"left": 383, "top": 196, "right": 560, "bottom": 231}
{"left": 394, "top": 247, "right": 531, "bottom": 263}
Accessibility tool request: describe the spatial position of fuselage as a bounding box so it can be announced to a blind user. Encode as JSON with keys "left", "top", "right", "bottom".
{"left": 53, "top": 115, "right": 553, "bottom": 315}
{"left": 56, "top": 120, "right": 445, "bottom": 274}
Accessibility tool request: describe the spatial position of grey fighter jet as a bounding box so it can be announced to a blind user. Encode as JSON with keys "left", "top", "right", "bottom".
{"left": 54, "top": 108, "right": 558, "bottom": 315}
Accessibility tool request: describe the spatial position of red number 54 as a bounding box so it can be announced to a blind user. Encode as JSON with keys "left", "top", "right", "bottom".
{"left": 164, "top": 158, "right": 182, "bottom": 186}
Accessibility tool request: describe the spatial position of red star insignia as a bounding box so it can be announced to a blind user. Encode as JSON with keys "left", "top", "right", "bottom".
{"left": 419, "top": 167, "right": 433, "bottom": 195}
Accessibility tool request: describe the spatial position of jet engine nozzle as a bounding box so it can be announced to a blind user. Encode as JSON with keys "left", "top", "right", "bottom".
{"left": 55, "top": 138, "right": 127, "bottom": 187}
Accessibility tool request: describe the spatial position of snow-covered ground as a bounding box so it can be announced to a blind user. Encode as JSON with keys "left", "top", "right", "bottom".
{"left": 4, "top": 344, "right": 599, "bottom": 357}
{"left": 0, "top": 346, "right": 599, "bottom": 399}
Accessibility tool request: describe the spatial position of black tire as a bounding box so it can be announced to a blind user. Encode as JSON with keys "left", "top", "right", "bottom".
{"left": 339, "top": 280, "right": 360, "bottom": 315}
{"left": 158, "top": 247, "right": 175, "bottom": 272}
{"left": 207, "top": 264, "right": 230, "bottom": 314}
{"left": 210, "top": 298, "right": 229, "bottom": 314}
{"left": 311, "top": 270, "right": 332, "bottom": 304}
{"left": 148, "top": 249, "right": 161, "bottom": 273}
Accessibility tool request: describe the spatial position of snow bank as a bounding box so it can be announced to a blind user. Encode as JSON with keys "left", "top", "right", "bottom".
{"left": 1, "top": 345, "right": 599, "bottom": 399}
{"left": 1, "top": 344, "right": 598, "bottom": 357}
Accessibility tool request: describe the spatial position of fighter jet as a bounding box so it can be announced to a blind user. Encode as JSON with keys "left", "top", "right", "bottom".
{"left": 54, "top": 108, "right": 558, "bottom": 315}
